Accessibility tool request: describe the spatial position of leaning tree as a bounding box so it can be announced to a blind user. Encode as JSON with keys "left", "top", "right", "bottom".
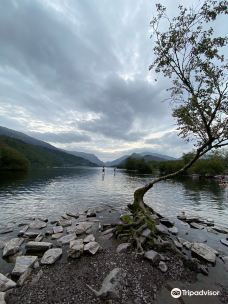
{"left": 116, "top": 0, "right": 228, "bottom": 252}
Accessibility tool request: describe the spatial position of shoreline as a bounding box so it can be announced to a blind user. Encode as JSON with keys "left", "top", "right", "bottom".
{"left": 0, "top": 205, "right": 227, "bottom": 303}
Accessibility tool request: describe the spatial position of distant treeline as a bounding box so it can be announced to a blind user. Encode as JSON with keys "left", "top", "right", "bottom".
{"left": 0, "top": 136, "right": 95, "bottom": 171}
{"left": 119, "top": 151, "right": 228, "bottom": 176}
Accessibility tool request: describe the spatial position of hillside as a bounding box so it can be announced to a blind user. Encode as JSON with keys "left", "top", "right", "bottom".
{"left": 66, "top": 151, "right": 104, "bottom": 166}
{"left": 0, "top": 136, "right": 96, "bottom": 170}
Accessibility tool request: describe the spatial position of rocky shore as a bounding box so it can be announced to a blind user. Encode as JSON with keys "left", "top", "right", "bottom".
{"left": 0, "top": 205, "right": 228, "bottom": 303}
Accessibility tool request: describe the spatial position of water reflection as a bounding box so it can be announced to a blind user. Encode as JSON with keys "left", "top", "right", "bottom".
{"left": 0, "top": 167, "right": 227, "bottom": 228}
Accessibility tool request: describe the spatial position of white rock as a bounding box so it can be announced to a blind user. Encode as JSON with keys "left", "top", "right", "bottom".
{"left": 191, "top": 243, "right": 217, "bottom": 263}
{"left": 23, "top": 231, "right": 40, "bottom": 238}
{"left": 144, "top": 250, "right": 160, "bottom": 265}
{"left": 57, "top": 233, "right": 76, "bottom": 245}
{"left": 116, "top": 243, "right": 131, "bottom": 253}
{"left": 53, "top": 226, "right": 63, "bottom": 234}
{"left": 51, "top": 233, "right": 63, "bottom": 240}
{"left": 35, "top": 234, "right": 43, "bottom": 242}
{"left": 158, "top": 261, "right": 168, "bottom": 272}
{"left": 18, "top": 225, "right": 29, "bottom": 237}
{"left": 84, "top": 241, "right": 100, "bottom": 255}
{"left": 141, "top": 228, "right": 151, "bottom": 238}
{"left": 41, "top": 248, "right": 62, "bottom": 265}
{"left": 168, "top": 227, "right": 178, "bottom": 235}
{"left": 0, "top": 292, "right": 6, "bottom": 304}
{"left": 29, "top": 219, "right": 47, "bottom": 229}
{"left": 26, "top": 241, "right": 52, "bottom": 252}
{"left": 3, "top": 238, "right": 24, "bottom": 257}
{"left": 12, "top": 256, "right": 38, "bottom": 277}
{"left": 220, "top": 239, "right": 228, "bottom": 247}
{"left": 83, "top": 234, "right": 95, "bottom": 243}
{"left": 68, "top": 240, "right": 84, "bottom": 258}
{"left": 75, "top": 222, "right": 93, "bottom": 235}
{"left": 102, "top": 228, "right": 114, "bottom": 235}
{"left": 57, "top": 219, "right": 72, "bottom": 227}
{"left": 0, "top": 273, "right": 16, "bottom": 292}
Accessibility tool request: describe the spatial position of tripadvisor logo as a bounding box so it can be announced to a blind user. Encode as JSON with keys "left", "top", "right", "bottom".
{"left": 171, "top": 288, "right": 220, "bottom": 298}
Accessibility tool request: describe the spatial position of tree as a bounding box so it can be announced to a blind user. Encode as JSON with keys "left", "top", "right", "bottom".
{"left": 116, "top": 0, "right": 227, "bottom": 253}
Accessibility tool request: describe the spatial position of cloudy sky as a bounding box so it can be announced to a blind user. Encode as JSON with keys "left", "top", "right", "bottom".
{"left": 0, "top": 0, "right": 224, "bottom": 161}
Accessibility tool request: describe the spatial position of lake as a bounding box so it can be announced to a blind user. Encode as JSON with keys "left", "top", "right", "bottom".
{"left": 0, "top": 167, "right": 228, "bottom": 229}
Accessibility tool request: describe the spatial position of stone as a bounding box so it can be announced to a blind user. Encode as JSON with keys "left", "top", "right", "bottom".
{"left": 41, "top": 248, "right": 62, "bottom": 265}
{"left": 57, "top": 233, "right": 76, "bottom": 245}
{"left": 53, "top": 226, "right": 63, "bottom": 234}
{"left": 207, "top": 227, "right": 218, "bottom": 234}
{"left": 183, "top": 241, "right": 192, "bottom": 250}
{"left": 102, "top": 233, "right": 113, "bottom": 240}
{"left": 199, "top": 265, "right": 209, "bottom": 276}
{"left": 102, "top": 228, "right": 115, "bottom": 235}
{"left": 17, "top": 268, "right": 32, "bottom": 286}
{"left": 3, "top": 238, "right": 24, "bottom": 257}
{"left": 26, "top": 241, "right": 53, "bottom": 252}
{"left": 38, "top": 217, "right": 48, "bottom": 223}
{"left": 12, "top": 256, "right": 38, "bottom": 277}
{"left": 57, "top": 219, "right": 72, "bottom": 227}
{"left": 45, "top": 229, "right": 53, "bottom": 236}
{"left": 221, "top": 256, "right": 228, "bottom": 272}
{"left": 61, "top": 214, "right": 70, "bottom": 220}
{"left": 84, "top": 241, "right": 100, "bottom": 255}
{"left": 75, "top": 222, "right": 93, "bottom": 234}
{"left": 212, "top": 226, "right": 228, "bottom": 234}
{"left": 158, "top": 261, "right": 168, "bottom": 272}
{"left": 144, "top": 250, "right": 160, "bottom": 265}
{"left": 141, "top": 228, "right": 151, "bottom": 238}
{"left": 51, "top": 233, "right": 64, "bottom": 240}
{"left": 0, "top": 292, "right": 6, "bottom": 304}
{"left": 191, "top": 242, "right": 217, "bottom": 263}
{"left": 116, "top": 243, "right": 131, "bottom": 253}
{"left": 0, "top": 274, "right": 16, "bottom": 292}
{"left": 83, "top": 234, "right": 95, "bottom": 243}
{"left": 68, "top": 240, "right": 84, "bottom": 258}
{"left": 190, "top": 222, "right": 204, "bottom": 229}
{"left": 173, "top": 240, "right": 182, "bottom": 250}
{"left": 0, "top": 240, "right": 6, "bottom": 250}
{"left": 155, "top": 224, "right": 168, "bottom": 235}
{"left": 177, "top": 212, "right": 186, "bottom": 220}
{"left": 23, "top": 231, "right": 40, "bottom": 238}
{"left": 168, "top": 227, "right": 178, "bottom": 235}
{"left": 87, "top": 268, "right": 125, "bottom": 299}
{"left": 50, "top": 219, "right": 58, "bottom": 225}
{"left": 29, "top": 219, "right": 47, "bottom": 229}
{"left": 220, "top": 239, "right": 228, "bottom": 247}
{"left": 66, "top": 212, "right": 79, "bottom": 219}
{"left": 18, "top": 225, "right": 29, "bottom": 237}
{"left": 0, "top": 228, "right": 13, "bottom": 235}
{"left": 185, "top": 216, "right": 201, "bottom": 223}
{"left": 35, "top": 234, "right": 43, "bottom": 242}
{"left": 160, "top": 218, "right": 174, "bottom": 228}
{"left": 87, "top": 209, "right": 96, "bottom": 217}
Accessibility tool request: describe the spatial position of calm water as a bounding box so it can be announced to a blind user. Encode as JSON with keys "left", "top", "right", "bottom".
{"left": 0, "top": 167, "right": 228, "bottom": 229}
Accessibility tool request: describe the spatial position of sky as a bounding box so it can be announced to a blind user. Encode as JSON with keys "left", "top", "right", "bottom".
{"left": 0, "top": 0, "right": 225, "bottom": 161}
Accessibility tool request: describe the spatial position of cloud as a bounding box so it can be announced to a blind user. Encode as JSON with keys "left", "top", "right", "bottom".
{"left": 28, "top": 131, "right": 91, "bottom": 143}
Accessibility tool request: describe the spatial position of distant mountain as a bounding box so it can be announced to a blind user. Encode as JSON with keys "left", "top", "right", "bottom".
{"left": 105, "top": 152, "right": 176, "bottom": 167}
{"left": 0, "top": 126, "right": 58, "bottom": 150}
{"left": 0, "top": 136, "right": 96, "bottom": 169}
{"left": 66, "top": 151, "right": 104, "bottom": 166}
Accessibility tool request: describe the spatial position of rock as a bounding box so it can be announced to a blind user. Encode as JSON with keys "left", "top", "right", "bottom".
{"left": 33, "top": 261, "right": 40, "bottom": 269}
{"left": 75, "top": 222, "right": 93, "bottom": 234}
{"left": 177, "top": 212, "right": 186, "bottom": 220}
{"left": 160, "top": 218, "right": 174, "bottom": 227}
{"left": 185, "top": 216, "right": 201, "bottom": 223}
{"left": 155, "top": 224, "right": 168, "bottom": 235}
{"left": 17, "top": 268, "right": 32, "bottom": 286}
{"left": 29, "top": 219, "right": 47, "bottom": 229}
{"left": 30, "top": 270, "right": 43, "bottom": 285}
{"left": 35, "top": 234, "right": 43, "bottom": 242}
{"left": 0, "top": 292, "right": 6, "bottom": 304}
{"left": 84, "top": 241, "right": 100, "bottom": 255}
{"left": 53, "top": 226, "right": 63, "bottom": 234}
{"left": 102, "top": 233, "right": 113, "bottom": 240}
{"left": 83, "top": 234, "right": 95, "bottom": 243}
{"left": 190, "top": 222, "right": 204, "bottom": 229}
{"left": 116, "top": 243, "right": 131, "bottom": 253}
{"left": 12, "top": 256, "right": 38, "bottom": 277}
{"left": 61, "top": 214, "right": 70, "bottom": 220}
{"left": 50, "top": 219, "right": 58, "bottom": 225}
{"left": 212, "top": 226, "right": 228, "bottom": 234}
{"left": 87, "top": 209, "right": 96, "bottom": 217}
{"left": 199, "top": 265, "right": 209, "bottom": 276}
{"left": 23, "top": 231, "right": 40, "bottom": 238}
{"left": 68, "top": 240, "right": 84, "bottom": 258}
{"left": 173, "top": 240, "right": 182, "bottom": 250}
{"left": 102, "top": 228, "right": 115, "bottom": 235}
{"left": 45, "top": 229, "right": 53, "bottom": 236}
{"left": 0, "top": 228, "right": 14, "bottom": 235}
{"left": 38, "top": 217, "right": 48, "bottom": 223}
{"left": 221, "top": 256, "right": 228, "bottom": 271}
{"left": 57, "top": 233, "right": 76, "bottom": 245}
{"left": 168, "top": 227, "right": 178, "bottom": 235}
{"left": 51, "top": 233, "right": 64, "bottom": 240}
{"left": 159, "top": 254, "right": 170, "bottom": 262}
{"left": 220, "top": 239, "right": 228, "bottom": 247}
{"left": 26, "top": 241, "right": 53, "bottom": 252}
{"left": 41, "top": 248, "right": 62, "bottom": 265}
{"left": 207, "top": 227, "right": 218, "bottom": 234}
{"left": 18, "top": 225, "right": 29, "bottom": 237}
{"left": 66, "top": 212, "right": 79, "bottom": 219}
{"left": 183, "top": 241, "right": 192, "bottom": 250}
{"left": 0, "top": 273, "right": 16, "bottom": 291}
{"left": 18, "top": 222, "right": 29, "bottom": 227}
{"left": 3, "top": 238, "right": 24, "bottom": 257}
{"left": 141, "top": 228, "right": 151, "bottom": 238}
{"left": 57, "top": 219, "right": 72, "bottom": 227}
{"left": 0, "top": 240, "right": 6, "bottom": 250}
{"left": 144, "top": 250, "right": 160, "bottom": 265}
{"left": 191, "top": 242, "right": 217, "bottom": 263}
{"left": 158, "top": 261, "right": 168, "bottom": 272}
{"left": 87, "top": 268, "right": 125, "bottom": 299}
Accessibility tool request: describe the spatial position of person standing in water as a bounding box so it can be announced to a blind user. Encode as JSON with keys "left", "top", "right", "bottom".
{"left": 102, "top": 166, "right": 105, "bottom": 174}
{"left": 114, "top": 167, "right": 116, "bottom": 176}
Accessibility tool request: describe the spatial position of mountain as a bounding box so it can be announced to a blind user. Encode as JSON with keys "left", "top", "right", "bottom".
{"left": 0, "top": 126, "right": 58, "bottom": 150}
{"left": 105, "top": 152, "right": 176, "bottom": 167}
{"left": 66, "top": 151, "right": 104, "bottom": 166}
{"left": 0, "top": 135, "right": 96, "bottom": 169}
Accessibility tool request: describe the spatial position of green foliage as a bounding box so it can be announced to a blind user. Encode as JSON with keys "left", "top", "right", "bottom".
{"left": 0, "top": 136, "right": 95, "bottom": 169}
{"left": 0, "top": 143, "right": 29, "bottom": 171}
{"left": 124, "top": 157, "right": 152, "bottom": 174}
{"left": 120, "top": 214, "right": 133, "bottom": 224}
